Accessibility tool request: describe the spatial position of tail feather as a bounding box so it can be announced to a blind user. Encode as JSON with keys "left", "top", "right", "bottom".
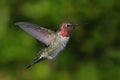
{"left": 26, "top": 62, "right": 34, "bottom": 69}
{"left": 26, "top": 57, "right": 46, "bottom": 69}
{"left": 26, "top": 48, "right": 46, "bottom": 69}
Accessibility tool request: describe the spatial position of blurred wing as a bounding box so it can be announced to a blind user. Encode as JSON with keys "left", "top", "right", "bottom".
{"left": 15, "top": 22, "right": 56, "bottom": 46}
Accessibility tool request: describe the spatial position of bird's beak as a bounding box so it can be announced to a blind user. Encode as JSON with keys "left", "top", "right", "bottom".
{"left": 73, "top": 23, "right": 88, "bottom": 27}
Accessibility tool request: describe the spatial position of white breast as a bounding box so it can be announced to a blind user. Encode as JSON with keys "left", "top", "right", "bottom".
{"left": 59, "top": 35, "right": 69, "bottom": 47}
{"left": 47, "top": 33, "right": 69, "bottom": 59}
{"left": 56, "top": 32, "right": 70, "bottom": 52}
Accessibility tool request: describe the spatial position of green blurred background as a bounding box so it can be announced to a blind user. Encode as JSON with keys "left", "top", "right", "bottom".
{"left": 0, "top": 0, "right": 120, "bottom": 80}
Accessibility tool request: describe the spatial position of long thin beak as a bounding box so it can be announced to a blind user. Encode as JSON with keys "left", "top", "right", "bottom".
{"left": 73, "top": 23, "right": 88, "bottom": 27}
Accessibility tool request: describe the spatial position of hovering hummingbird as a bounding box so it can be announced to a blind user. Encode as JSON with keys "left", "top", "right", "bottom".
{"left": 15, "top": 22, "right": 81, "bottom": 69}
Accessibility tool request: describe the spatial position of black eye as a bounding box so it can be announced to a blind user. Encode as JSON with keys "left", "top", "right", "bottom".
{"left": 66, "top": 24, "right": 71, "bottom": 27}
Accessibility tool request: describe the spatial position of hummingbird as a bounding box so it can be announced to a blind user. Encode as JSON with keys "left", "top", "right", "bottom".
{"left": 15, "top": 22, "right": 80, "bottom": 69}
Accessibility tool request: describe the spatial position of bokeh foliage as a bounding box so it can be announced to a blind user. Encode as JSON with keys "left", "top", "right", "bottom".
{"left": 0, "top": 0, "right": 120, "bottom": 80}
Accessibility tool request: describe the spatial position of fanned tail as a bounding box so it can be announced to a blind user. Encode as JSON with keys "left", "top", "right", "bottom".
{"left": 26, "top": 49, "right": 46, "bottom": 69}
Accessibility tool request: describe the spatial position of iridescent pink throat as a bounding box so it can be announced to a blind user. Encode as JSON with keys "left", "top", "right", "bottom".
{"left": 60, "top": 29, "right": 70, "bottom": 37}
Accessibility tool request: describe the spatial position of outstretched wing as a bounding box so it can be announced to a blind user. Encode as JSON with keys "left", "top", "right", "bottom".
{"left": 15, "top": 22, "right": 56, "bottom": 46}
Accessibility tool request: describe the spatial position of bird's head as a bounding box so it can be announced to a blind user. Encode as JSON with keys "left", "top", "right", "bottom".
{"left": 59, "top": 22, "right": 80, "bottom": 37}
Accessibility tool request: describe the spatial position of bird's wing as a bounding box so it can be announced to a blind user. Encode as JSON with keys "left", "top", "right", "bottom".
{"left": 15, "top": 22, "right": 56, "bottom": 46}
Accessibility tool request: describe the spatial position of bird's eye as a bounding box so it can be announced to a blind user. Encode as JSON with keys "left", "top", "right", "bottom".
{"left": 66, "top": 24, "right": 71, "bottom": 27}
